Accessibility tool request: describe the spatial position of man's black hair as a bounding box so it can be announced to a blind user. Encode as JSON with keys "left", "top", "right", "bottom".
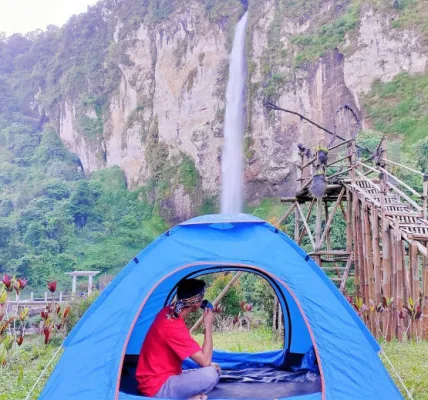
{"left": 176, "top": 278, "right": 206, "bottom": 300}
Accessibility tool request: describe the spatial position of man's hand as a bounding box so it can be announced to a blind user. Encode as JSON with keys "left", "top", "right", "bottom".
{"left": 203, "top": 307, "right": 215, "bottom": 328}
{"left": 211, "top": 362, "right": 221, "bottom": 374}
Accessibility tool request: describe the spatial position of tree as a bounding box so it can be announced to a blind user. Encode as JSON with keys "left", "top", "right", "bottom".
{"left": 414, "top": 137, "right": 428, "bottom": 173}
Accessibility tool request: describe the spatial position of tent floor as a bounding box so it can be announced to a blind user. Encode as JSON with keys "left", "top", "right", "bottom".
{"left": 120, "top": 367, "right": 321, "bottom": 399}
{"left": 208, "top": 380, "right": 321, "bottom": 399}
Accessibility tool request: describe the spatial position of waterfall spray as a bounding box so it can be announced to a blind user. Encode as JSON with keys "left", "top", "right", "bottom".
{"left": 220, "top": 12, "right": 248, "bottom": 214}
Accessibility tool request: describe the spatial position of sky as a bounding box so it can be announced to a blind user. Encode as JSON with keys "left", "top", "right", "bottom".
{"left": 0, "top": 0, "right": 99, "bottom": 36}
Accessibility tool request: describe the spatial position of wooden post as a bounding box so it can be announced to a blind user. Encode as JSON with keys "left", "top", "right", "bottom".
{"left": 88, "top": 275, "right": 93, "bottom": 296}
{"left": 59, "top": 292, "right": 63, "bottom": 302}
{"left": 350, "top": 138, "right": 356, "bottom": 184}
{"left": 409, "top": 243, "right": 419, "bottom": 340}
{"left": 409, "top": 243, "right": 419, "bottom": 303}
{"left": 346, "top": 188, "right": 353, "bottom": 253}
{"left": 422, "top": 175, "right": 427, "bottom": 220}
{"left": 372, "top": 208, "right": 382, "bottom": 305}
{"left": 72, "top": 275, "right": 77, "bottom": 295}
{"left": 298, "top": 200, "right": 315, "bottom": 245}
{"left": 294, "top": 206, "right": 300, "bottom": 244}
{"left": 352, "top": 191, "right": 361, "bottom": 297}
{"left": 319, "top": 189, "right": 345, "bottom": 249}
{"left": 363, "top": 202, "right": 375, "bottom": 334}
{"left": 314, "top": 198, "right": 323, "bottom": 266}
{"left": 30, "top": 292, "right": 34, "bottom": 301}
{"left": 190, "top": 272, "right": 243, "bottom": 333}
{"left": 339, "top": 254, "right": 353, "bottom": 293}
{"left": 395, "top": 222, "right": 404, "bottom": 340}
{"left": 422, "top": 242, "right": 428, "bottom": 340}
{"left": 44, "top": 292, "right": 48, "bottom": 302}
{"left": 380, "top": 173, "right": 391, "bottom": 300}
{"left": 389, "top": 227, "right": 397, "bottom": 340}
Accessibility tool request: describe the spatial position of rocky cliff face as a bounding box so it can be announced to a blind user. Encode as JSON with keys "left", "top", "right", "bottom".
{"left": 51, "top": 0, "right": 427, "bottom": 218}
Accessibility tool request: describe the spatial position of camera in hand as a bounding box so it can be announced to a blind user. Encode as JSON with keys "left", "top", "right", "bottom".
{"left": 200, "top": 299, "right": 213, "bottom": 310}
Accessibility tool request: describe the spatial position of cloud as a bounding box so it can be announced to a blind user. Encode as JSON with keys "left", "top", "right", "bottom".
{"left": 0, "top": 0, "right": 99, "bottom": 36}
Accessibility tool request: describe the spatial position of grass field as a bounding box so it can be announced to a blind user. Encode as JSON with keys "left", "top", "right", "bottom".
{"left": 1, "top": 330, "right": 427, "bottom": 399}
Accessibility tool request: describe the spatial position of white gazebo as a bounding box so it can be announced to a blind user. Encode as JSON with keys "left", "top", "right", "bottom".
{"left": 65, "top": 271, "right": 100, "bottom": 296}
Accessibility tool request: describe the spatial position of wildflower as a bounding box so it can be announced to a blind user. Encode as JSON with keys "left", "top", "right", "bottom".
{"left": 14, "top": 278, "right": 28, "bottom": 294}
{"left": 1, "top": 275, "right": 13, "bottom": 292}
{"left": 47, "top": 281, "right": 57, "bottom": 293}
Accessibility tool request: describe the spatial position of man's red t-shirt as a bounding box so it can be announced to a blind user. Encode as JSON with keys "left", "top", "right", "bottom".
{"left": 136, "top": 306, "right": 201, "bottom": 397}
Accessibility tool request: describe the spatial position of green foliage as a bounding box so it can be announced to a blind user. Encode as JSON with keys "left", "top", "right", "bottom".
{"left": 68, "top": 291, "right": 100, "bottom": 331}
{"left": 363, "top": 73, "right": 428, "bottom": 148}
{"left": 178, "top": 155, "right": 200, "bottom": 192}
{"left": 0, "top": 119, "right": 166, "bottom": 292}
{"left": 205, "top": 273, "right": 243, "bottom": 317}
{"left": 414, "top": 137, "right": 428, "bottom": 173}
{"left": 194, "top": 329, "right": 282, "bottom": 353}
{"left": 0, "top": 338, "right": 62, "bottom": 400}
{"left": 204, "top": 0, "right": 244, "bottom": 24}
{"left": 77, "top": 115, "right": 103, "bottom": 138}
{"left": 292, "top": 3, "right": 361, "bottom": 65}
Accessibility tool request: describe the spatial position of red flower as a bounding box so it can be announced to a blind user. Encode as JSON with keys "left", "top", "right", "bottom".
{"left": 1, "top": 275, "right": 13, "bottom": 292}
{"left": 16, "top": 336, "right": 24, "bottom": 346}
{"left": 245, "top": 304, "right": 253, "bottom": 312}
{"left": 233, "top": 315, "right": 239, "bottom": 325}
{"left": 43, "top": 326, "right": 52, "bottom": 344}
{"left": 56, "top": 305, "right": 61, "bottom": 315}
{"left": 47, "top": 281, "right": 57, "bottom": 293}
{"left": 62, "top": 307, "right": 71, "bottom": 320}
{"left": 14, "top": 278, "right": 28, "bottom": 294}
{"left": 40, "top": 310, "right": 49, "bottom": 320}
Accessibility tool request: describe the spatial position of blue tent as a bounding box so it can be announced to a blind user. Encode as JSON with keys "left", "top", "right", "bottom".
{"left": 40, "top": 214, "right": 403, "bottom": 400}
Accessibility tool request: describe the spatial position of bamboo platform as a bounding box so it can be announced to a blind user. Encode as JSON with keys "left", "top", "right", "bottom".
{"left": 270, "top": 103, "right": 428, "bottom": 341}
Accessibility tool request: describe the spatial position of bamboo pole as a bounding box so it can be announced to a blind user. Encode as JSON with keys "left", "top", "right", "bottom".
{"left": 410, "top": 243, "right": 420, "bottom": 303}
{"left": 352, "top": 190, "right": 361, "bottom": 297}
{"left": 294, "top": 206, "right": 300, "bottom": 243}
{"left": 346, "top": 188, "right": 352, "bottom": 253}
{"left": 380, "top": 172, "right": 392, "bottom": 340}
{"left": 384, "top": 158, "right": 426, "bottom": 176}
{"left": 390, "top": 226, "right": 397, "bottom": 340}
{"left": 296, "top": 203, "right": 316, "bottom": 250}
{"left": 278, "top": 301, "right": 283, "bottom": 336}
{"left": 190, "top": 272, "right": 244, "bottom": 333}
{"left": 422, "top": 242, "right": 428, "bottom": 339}
{"left": 278, "top": 202, "right": 296, "bottom": 225}
{"left": 423, "top": 176, "right": 427, "bottom": 220}
{"left": 339, "top": 254, "right": 353, "bottom": 293}
{"left": 315, "top": 198, "right": 323, "bottom": 254}
{"left": 372, "top": 207, "right": 382, "bottom": 305}
{"left": 363, "top": 202, "right": 375, "bottom": 334}
{"left": 395, "top": 221, "right": 404, "bottom": 341}
{"left": 409, "top": 243, "right": 419, "bottom": 340}
{"left": 318, "top": 188, "right": 346, "bottom": 249}
{"left": 298, "top": 200, "right": 315, "bottom": 245}
{"left": 379, "top": 167, "right": 422, "bottom": 199}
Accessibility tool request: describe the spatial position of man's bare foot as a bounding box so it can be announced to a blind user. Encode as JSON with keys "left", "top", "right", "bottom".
{"left": 188, "top": 394, "right": 207, "bottom": 400}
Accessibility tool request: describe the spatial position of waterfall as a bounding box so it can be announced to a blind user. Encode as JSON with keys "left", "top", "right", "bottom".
{"left": 220, "top": 12, "right": 248, "bottom": 214}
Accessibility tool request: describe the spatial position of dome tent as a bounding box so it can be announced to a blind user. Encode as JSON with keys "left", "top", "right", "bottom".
{"left": 39, "top": 214, "right": 403, "bottom": 400}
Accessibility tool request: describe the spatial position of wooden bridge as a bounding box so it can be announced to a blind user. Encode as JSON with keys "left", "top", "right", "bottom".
{"left": 268, "top": 102, "right": 428, "bottom": 341}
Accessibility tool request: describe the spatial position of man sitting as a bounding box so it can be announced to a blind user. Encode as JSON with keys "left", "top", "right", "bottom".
{"left": 136, "top": 278, "right": 219, "bottom": 399}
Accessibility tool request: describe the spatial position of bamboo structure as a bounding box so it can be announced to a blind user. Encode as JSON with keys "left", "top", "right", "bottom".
{"left": 273, "top": 103, "right": 428, "bottom": 341}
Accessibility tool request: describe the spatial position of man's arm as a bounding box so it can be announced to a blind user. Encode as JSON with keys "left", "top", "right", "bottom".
{"left": 190, "top": 308, "right": 215, "bottom": 367}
